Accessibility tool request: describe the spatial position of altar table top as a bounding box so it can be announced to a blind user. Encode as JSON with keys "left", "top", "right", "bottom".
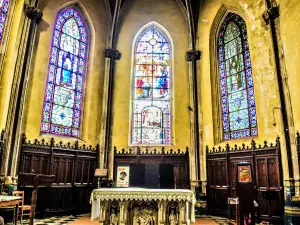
{"left": 90, "top": 188, "right": 195, "bottom": 202}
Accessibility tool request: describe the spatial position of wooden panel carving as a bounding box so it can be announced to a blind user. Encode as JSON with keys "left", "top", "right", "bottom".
{"left": 18, "top": 134, "right": 99, "bottom": 215}
{"left": 114, "top": 147, "right": 190, "bottom": 189}
{"left": 206, "top": 138, "right": 283, "bottom": 223}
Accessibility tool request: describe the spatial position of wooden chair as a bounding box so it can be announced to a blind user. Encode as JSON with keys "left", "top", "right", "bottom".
{"left": 13, "top": 191, "right": 31, "bottom": 224}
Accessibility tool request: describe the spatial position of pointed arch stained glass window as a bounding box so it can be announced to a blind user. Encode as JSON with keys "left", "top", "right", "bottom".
{"left": 41, "top": 7, "right": 88, "bottom": 137}
{"left": 132, "top": 26, "right": 172, "bottom": 145}
{"left": 0, "top": 0, "right": 10, "bottom": 44}
{"left": 218, "top": 13, "right": 258, "bottom": 140}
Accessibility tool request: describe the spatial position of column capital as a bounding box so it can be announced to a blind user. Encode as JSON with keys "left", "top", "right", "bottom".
{"left": 186, "top": 50, "right": 201, "bottom": 62}
{"left": 105, "top": 48, "right": 121, "bottom": 60}
{"left": 262, "top": 6, "right": 279, "bottom": 25}
{"left": 25, "top": 6, "right": 43, "bottom": 24}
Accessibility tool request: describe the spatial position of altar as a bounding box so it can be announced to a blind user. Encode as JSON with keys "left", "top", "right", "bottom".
{"left": 90, "top": 188, "right": 195, "bottom": 225}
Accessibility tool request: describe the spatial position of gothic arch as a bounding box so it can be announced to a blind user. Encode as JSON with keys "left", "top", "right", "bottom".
{"left": 129, "top": 22, "right": 174, "bottom": 145}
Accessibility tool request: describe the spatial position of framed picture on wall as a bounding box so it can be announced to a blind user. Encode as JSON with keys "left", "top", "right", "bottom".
{"left": 237, "top": 163, "right": 252, "bottom": 183}
{"left": 116, "top": 166, "right": 130, "bottom": 187}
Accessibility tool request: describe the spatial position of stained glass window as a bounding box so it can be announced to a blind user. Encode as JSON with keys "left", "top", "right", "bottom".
{"left": 0, "top": 0, "right": 10, "bottom": 44}
{"left": 218, "top": 13, "right": 258, "bottom": 140}
{"left": 41, "top": 7, "right": 88, "bottom": 137}
{"left": 132, "top": 26, "right": 172, "bottom": 145}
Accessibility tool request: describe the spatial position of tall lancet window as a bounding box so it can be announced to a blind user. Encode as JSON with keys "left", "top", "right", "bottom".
{"left": 218, "top": 13, "right": 258, "bottom": 140}
{"left": 41, "top": 7, "right": 89, "bottom": 137}
{"left": 0, "top": 0, "right": 10, "bottom": 44}
{"left": 132, "top": 26, "right": 172, "bottom": 145}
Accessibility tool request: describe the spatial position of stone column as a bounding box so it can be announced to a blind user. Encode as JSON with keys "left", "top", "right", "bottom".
{"left": 179, "top": 201, "right": 187, "bottom": 225}
{"left": 186, "top": 50, "right": 201, "bottom": 189}
{"left": 158, "top": 200, "right": 167, "bottom": 224}
{"left": 2, "top": 3, "right": 43, "bottom": 176}
{"left": 119, "top": 200, "right": 129, "bottom": 225}
{"left": 99, "top": 200, "right": 108, "bottom": 225}
{"left": 102, "top": 48, "right": 121, "bottom": 180}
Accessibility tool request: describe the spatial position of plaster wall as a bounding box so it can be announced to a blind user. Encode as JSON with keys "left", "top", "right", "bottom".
{"left": 198, "top": 0, "right": 293, "bottom": 180}
{"left": 280, "top": 0, "right": 300, "bottom": 134}
{"left": 0, "top": 0, "right": 25, "bottom": 129}
{"left": 21, "top": 0, "right": 108, "bottom": 146}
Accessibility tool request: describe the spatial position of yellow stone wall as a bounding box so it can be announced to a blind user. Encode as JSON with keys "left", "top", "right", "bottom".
{"left": 21, "top": 0, "right": 108, "bottom": 146}
{"left": 112, "top": 0, "right": 191, "bottom": 151}
{"left": 0, "top": 0, "right": 300, "bottom": 181}
{"left": 280, "top": 0, "right": 300, "bottom": 133}
{"left": 197, "top": 0, "right": 298, "bottom": 181}
{"left": 0, "top": 0, "right": 25, "bottom": 129}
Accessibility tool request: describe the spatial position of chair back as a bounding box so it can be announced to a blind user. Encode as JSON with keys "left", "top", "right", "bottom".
{"left": 13, "top": 190, "right": 24, "bottom": 206}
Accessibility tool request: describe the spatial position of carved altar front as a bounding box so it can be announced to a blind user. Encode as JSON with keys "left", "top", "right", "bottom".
{"left": 90, "top": 188, "right": 195, "bottom": 225}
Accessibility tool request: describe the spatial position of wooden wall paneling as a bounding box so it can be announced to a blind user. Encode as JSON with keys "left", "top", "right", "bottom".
{"left": 76, "top": 158, "right": 83, "bottom": 184}
{"left": 18, "top": 136, "right": 99, "bottom": 215}
{"left": 206, "top": 139, "right": 284, "bottom": 222}
{"left": 114, "top": 147, "right": 190, "bottom": 189}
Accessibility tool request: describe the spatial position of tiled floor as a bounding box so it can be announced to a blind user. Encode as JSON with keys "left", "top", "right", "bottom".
{"left": 6, "top": 214, "right": 234, "bottom": 225}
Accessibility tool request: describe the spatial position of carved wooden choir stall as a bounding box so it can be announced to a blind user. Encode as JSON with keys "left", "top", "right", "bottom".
{"left": 18, "top": 135, "right": 98, "bottom": 215}
{"left": 206, "top": 138, "right": 284, "bottom": 224}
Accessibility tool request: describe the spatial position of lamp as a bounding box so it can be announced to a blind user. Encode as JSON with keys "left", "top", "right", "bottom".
{"left": 94, "top": 169, "right": 108, "bottom": 188}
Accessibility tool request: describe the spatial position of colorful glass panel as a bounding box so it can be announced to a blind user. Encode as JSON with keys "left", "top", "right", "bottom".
{"left": 218, "top": 13, "right": 258, "bottom": 140}
{"left": 41, "top": 7, "right": 88, "bottom": 137}
{"left": 0, "top": 0, "right": 10, "bottom": 44}
{"left": 132, "top": 26, "right": 171, "bottom": 145}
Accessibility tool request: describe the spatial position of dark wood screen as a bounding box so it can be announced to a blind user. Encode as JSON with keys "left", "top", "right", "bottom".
{"left": 114, "top": 147, "right": 190, "bottom": 189}
{"left": 18, "top": 134, "right": 98, "bottom": 216}
{"left": 206, "top": 138, "right": 283, "bottom": 223}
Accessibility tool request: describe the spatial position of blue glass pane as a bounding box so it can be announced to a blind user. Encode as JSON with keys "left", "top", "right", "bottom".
{"left": 218, "top": 13, "right": 258, "bottom": 140}
{"left": 41, "top": 7, "right": 88, "bottom": 137}
{"left": 0, "top": 0, "right": 10, "bottom": 44}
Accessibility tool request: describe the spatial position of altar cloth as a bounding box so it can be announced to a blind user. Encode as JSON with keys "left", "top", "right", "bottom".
{"left": 90, "top": 188, "right": 196, "bottom": 223}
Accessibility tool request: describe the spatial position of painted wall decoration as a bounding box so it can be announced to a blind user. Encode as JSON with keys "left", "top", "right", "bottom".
{"left": 218, "top": 13, "right": 258, "bottom": 140}
{"left": 0, "top": 0, "right": 10, "bottom": 44}
{"left": 132, "top": 26, "right": 172, "bottom": 145}
{"left": 41, "top": 7, "right": 89, "bottom": 137}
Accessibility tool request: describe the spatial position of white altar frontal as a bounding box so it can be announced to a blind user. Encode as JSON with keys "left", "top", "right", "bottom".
{"left": 90, "top": 188, "right": 196, "bottom": 225}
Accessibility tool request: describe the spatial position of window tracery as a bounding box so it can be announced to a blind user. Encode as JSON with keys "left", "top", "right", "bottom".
{"left": 132, "top": 26, "right": 172, "bottom": 145}
{"left": 41, "top": 7, "right": 89, "bottom": 137}
{"left": 218, "top": 13, "right": 258, "bottom": 140}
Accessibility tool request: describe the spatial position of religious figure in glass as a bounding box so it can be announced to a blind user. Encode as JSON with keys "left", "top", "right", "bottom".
{"left": 41, "top": 7, "right": 88, "bottom": 137}
{"left": 60, "top": 52, "right": 73, "bottom": 87}
{"left": 218, "top": 13, "right": 258, "bottom": 140}
{"left": 0, "top": 0, "right": 10, "bottom": 45}
{"left": 132, "top": 25, "right": 172, "bottom": 145}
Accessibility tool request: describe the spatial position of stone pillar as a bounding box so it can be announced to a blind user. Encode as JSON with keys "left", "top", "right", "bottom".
{"left": 119, "top": 200, "right": 129, "bottom": 225}
{"left": 99, "top": 200, "right": 108, "bottom": 225}
{"left": 102, "top": 48, "right": 121, "bottom": 180}
{"left": 3, "top": 3, "right": 43, "bottom": 176}
{"left": 179, "top": 201, "right": 187, "bottom": 225}
{"left": 186, "top": 50, "right": 203, "bottom": 218}
{"left": 158, "top": 200, "right": 167, "bottom": 224}
{"left": 186, "top": 50, "right": 201, "bottom": 189}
